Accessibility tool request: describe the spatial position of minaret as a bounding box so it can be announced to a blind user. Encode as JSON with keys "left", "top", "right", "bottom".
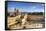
{"left": 14, "top": 8, "right": 20, "bottom": 16}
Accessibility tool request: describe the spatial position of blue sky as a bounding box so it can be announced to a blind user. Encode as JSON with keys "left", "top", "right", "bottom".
{"left": 7, "top": 2, "right": 45, "bottom": 12}
{"left": 7, "top": 0, "right": 16, "bottom": 1}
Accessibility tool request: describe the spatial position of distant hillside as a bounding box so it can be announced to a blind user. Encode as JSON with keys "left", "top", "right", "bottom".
{"left": 21, "top": 12, "right": 44, "bottom": 15}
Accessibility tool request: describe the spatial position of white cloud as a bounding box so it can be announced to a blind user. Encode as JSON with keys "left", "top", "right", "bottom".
{"left": 32, "top": 9, "right": 44, "bottom": 12}
{"left": 8, "top": 7, "right": 14, "bottom": 12}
